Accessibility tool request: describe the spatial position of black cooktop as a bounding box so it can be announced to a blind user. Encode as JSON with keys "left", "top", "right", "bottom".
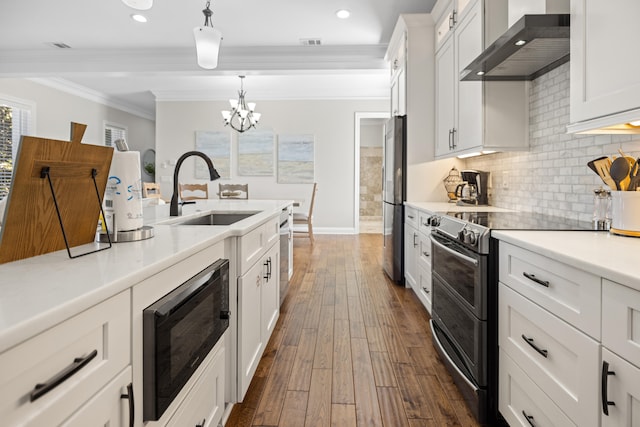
{"left": 443, "top": 210, "right": 594, "bottom": 231}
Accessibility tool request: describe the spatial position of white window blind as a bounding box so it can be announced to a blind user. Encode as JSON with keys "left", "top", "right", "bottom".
{"left": 0, "top": 99, "right": 32, "bottom": 200}
{"left": 104, "top": 123, "right": 127, "bottom": 147}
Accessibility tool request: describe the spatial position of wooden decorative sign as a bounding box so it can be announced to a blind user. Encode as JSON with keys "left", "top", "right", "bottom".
{"left": 0, "top": 122, "right": 114, "bottom": 264}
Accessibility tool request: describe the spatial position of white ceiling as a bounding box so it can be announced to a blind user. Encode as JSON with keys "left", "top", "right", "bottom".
{"left": 0, "top": 0, "right": 436, "bottom": 119}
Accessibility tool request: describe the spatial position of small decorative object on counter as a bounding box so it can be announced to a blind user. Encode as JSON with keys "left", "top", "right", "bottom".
{"left": 592, "top": 187, "right": 612, "bottom": 231}
{"left": 443, "top": 166, "right": 463, "bottom": 202}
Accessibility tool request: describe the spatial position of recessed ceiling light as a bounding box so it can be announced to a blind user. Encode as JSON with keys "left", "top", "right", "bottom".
{"left": 131, "top": 14, "right": 148, "bottom": 23}
{"left": 476, "top": 71, "right": 485, "bottom": 76}
{"left": 515, "top": 40, "right": 526, "bottom": 46}
{"left": 122, "top": 0, "right": 153, "bottom": 10}
{"left": 336, "top": 9, "right": 351, "bottom": 19}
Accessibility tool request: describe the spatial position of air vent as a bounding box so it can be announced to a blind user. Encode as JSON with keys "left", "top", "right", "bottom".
{"left": 49, "top": 42, "right": 72, "bottom": 49}
{"left": 300, "top": 38, "right": 322, "bottom": 46}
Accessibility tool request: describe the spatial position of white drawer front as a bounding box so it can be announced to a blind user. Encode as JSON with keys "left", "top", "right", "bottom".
{"left": 415, "top": 264, "right": 432, "bottom": 314}
{"left": 239, "top": 224, "right": 266, "bottom": 274}
{"left": 405, "top": 206, "right": 418, "bottom": 228}
{"left": 601, "top": 348, "right": 640, "bottom": 427}
{"left": 418, "top": 210, "right": 433, "bottom": 235}
{"left": 0, "top": 290, "right": 130, "bottom": 427}
{"left": 499, "top": 241, "right": 601, "bottom": 339}
{"left": 417, "top": 232, "right": 432, "bottom": 269}
{"left": 166, "top": 342, "right": 225, "bottom": 427}
{"left": 499, "top": 349, "right": 577, "bottom": 427}
{"left": 603, "top": 279, "right": 640, "bottom": 368}
{"left": 499, "top": 284, "right": 599, "bottom": 427}
{"left": 264, "top": 216, "right": 280, "bottom": 247}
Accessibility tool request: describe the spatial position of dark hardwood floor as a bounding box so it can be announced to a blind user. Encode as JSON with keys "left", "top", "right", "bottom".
{"left": 226, "top": 234, "right": 481, "bottom": 427}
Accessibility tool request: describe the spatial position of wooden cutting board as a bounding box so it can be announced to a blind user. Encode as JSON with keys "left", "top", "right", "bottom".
{"left": 0, "top": 122, "right": 114, "bottom": 264}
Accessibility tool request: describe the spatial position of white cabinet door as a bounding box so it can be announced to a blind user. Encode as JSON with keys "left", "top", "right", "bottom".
{"left": 435, "top": 35, "right": 455, "bottom": 157}
{"left": 570, "top": 0, "right": 640, "bottom": 128}
{"left": 602, "top": 280, "right": 640, "bottom": 366}
{"left": 60, "top": 367, "right": 132, "bottom": 427}
{"left": 454, "top": 0, "right": 483, "bottom": 153}
{"left": 403, "top": 223, "right": 418, "bottom": 289}
{"left": 601, "top": 348, "right": 640, "bottom": 427}
{"left": 261, "top": 243, "right": 280, "bottom": 344}
{"left": 238, "top": 258, "right": 264, "bottom": 400}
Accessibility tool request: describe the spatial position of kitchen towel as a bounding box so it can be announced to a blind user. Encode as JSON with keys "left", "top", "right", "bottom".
{"left": 104, "top": 151, "right": 143, "bottom": 232}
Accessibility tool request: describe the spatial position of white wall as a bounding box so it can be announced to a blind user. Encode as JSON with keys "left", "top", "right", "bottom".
{"left": 0, "top": 79, "right": 155, "bottom": 153}
{"left": 155, "top": 99, "right": 389, "bottom": 233}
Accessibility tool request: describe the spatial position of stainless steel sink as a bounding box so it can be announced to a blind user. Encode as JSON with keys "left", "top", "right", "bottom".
{"left": 175, "top": 211, "right": 259, "bottom": 226}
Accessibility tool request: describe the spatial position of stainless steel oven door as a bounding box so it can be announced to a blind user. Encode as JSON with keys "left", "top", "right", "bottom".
{"left": 431, "top": 274, "right": 487, "bottom": 386}
{"left": 430, "top": 232, "right": 487, "bottom": 319}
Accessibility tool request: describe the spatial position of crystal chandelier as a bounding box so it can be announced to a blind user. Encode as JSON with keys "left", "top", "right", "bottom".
{"left": 221, "top": 76, "right": 261, "bottom": 133}
{"left": 193, "top": 1, "right": 222, "bottom": 69}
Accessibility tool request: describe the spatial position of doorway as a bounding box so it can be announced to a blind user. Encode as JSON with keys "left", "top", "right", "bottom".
{"left": 354, "top": 112, "right": 389, "bottom": 234}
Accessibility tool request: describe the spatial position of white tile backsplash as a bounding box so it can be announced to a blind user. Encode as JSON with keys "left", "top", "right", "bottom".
{"left": 465, "top": 62, "right": 640, "bottom": 222}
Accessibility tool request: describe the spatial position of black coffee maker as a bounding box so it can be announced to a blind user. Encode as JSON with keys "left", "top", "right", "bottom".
{"left": 455, "top": 170, "right": 490, "bottom": 205}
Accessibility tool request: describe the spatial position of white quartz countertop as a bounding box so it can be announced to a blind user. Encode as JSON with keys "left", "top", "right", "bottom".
{"left": 405, "top": 201, "right": 514, "bottom": 213}
{"left": 493, "top": 230, "right": 640, "bottom": 292}
{"left": 0, "top": 199, "right": 292, "bottom": 353}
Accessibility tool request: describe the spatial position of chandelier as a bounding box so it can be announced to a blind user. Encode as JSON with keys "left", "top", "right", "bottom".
{"left": 193, "top": 1, "right": 222, "bottom": 69}
{"left": 221, "top": 76, "right": 261, "bottom": 133}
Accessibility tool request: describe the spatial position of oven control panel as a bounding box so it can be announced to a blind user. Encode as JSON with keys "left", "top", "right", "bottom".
{"left": 431, "top": 214, "right": 490, "bottom": 254}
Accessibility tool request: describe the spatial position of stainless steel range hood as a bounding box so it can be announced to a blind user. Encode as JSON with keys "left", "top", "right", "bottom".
{"left": 460, "top": 14, "right": 569, "bottom": 81}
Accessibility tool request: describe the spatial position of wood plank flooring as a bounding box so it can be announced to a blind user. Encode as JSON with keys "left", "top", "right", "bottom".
{"left": 226, "top": 234, "right": 481, "bottom": 427}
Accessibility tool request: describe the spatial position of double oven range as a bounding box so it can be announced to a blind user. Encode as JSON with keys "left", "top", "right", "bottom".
{"left": 427, "top": 210, "right": 592, "bottom": 425}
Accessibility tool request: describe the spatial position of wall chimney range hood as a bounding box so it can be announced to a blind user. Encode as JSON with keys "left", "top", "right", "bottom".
{"left": 460, "top": 14, "right": 570, "bottom": 81}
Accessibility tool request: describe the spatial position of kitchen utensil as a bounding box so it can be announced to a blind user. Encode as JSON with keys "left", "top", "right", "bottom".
{"left": 594, "top": 157, "right": 616, "bottom": 190}
{"left": 628, "top": 158, "right": 640, "bottom": 191}
{"left": 610, "top": 156, "right": 630, "bottom": 191}
{"left": 587, "top": 156, "right": 608, "bottom": 175}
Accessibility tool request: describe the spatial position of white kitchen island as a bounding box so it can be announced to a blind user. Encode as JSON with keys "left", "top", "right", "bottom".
{"left": 0, "top": 199, "right": 292, "bottom": 427}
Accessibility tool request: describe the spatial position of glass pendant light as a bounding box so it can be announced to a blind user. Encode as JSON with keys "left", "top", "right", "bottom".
{"left": 193, "top": 1, "right": 222, "bottom": 69}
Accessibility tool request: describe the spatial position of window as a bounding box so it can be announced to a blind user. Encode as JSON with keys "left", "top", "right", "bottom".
{"left": 104, "top": 122, "right": 127, "bottom": 147}
{"left": 0, "top": 97, "right": 33, "bottom": 200}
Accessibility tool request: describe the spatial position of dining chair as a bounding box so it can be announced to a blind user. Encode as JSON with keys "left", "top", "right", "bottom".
{"left": 218, "top": 183, "right": 249, "bottom": 199}
{"left": 142, "top": 182, "right": 162, "bottom": 199}
{"left": 179, "top": 183, "right": 208, "bottom": 201}
{"left": 293, "top": 182, "right": 317, "bottom": 244}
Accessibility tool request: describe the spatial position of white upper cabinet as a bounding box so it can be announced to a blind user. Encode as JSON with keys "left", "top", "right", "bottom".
{"left": 568, "top": 0, "right": 640, "bottom": 133}
{"left": 385, "top": 14, "right": 436, "bottom": 164}
{"left": 434, "top": 0, "right": 529, "bottom": 159}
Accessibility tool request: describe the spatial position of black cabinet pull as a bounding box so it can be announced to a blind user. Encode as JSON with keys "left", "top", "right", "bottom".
{"left": 268, "top": 257, "right": 272, "bottom": 279}
{"left": 522, "top": 410, "right": 536, "bottom": 427}
{"left": 422, "top": 251, "right": 430, "bottom": 257}
{"left": 521, "top": 334, "right": 548, "bottom": 358}
{"left": 422, "top": 287, "right": 430, "bottom": 294}
{"left": 601, "top": 360, "right": 616, "bottom": 416}
{"left": 523, "top": 272, "right": 550, "bottom": 288}
{"left": 220, "top": 310, "right": 231, "bottom": 320}
{"left": 413, "top": 233, "right": 418, "bottom": 247}
{"left": 30, "top": 349, "right": 98, "bottom": 401}
{"left": 196, "top": 418, "right": 206, "bottom": 427}
{"left": 120, "top": 382, "right": 135, "bottom": 427}
{"left": 448, "top": 129, "right": 453, "bottom": 150}
{"left": 451, "top": 128, "right": 457, "bottom": 149}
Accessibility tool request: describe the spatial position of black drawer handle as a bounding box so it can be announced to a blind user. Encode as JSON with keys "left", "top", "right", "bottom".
{"left": 523, "top": 272, "right": 549, "bottom": 288}
{"left": 422, "top": 251, "right": 430, "bottom": 257}
{"left": 220, "top": 310, "right": 231, "bottom": 320}
{"left": 422, "top": 287, "right": 430, "bottom": 294}
{"left": 196, "top": 418, "right": 206, "bottom": 427}
{"left": 522, "top": 334, "right": 548, "bottom": 358}
{"left": 522, "top": 410, "right": 536, "bottom": 427}
{"left": 601, "top": 360, "right": 616, "bottom": 416}
{"left": 120, "top": 382, "right": 135, "bottom": 427}
{"left": 30, "top": 349, "right": 98, "bottom": 401}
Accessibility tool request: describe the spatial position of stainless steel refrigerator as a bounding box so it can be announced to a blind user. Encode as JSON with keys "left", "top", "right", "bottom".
{"left": 382, "top": 115, "right": 406, "bottom": 284}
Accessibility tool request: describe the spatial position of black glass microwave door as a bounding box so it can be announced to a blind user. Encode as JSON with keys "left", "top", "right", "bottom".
{"left": 155, "top": 282, "right": 216, "bottom": 416}
{"left": 432, "top": 276, "right": 487, "bottom": 386}
{"left": 431, "top": 235, "right": 487, "bottom": 320}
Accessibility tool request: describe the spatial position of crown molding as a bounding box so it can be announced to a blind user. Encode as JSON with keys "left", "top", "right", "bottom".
{"left": 29, "top": 77, "right": 155, "bottom": 120}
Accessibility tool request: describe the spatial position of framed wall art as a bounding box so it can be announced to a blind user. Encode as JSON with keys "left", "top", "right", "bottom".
{"left": 238, "top": 129, "right": 274, "bottom": 176}
{"left": 194, "top": 131, "right": 231, "bottom": 179}
{"left": 277, "top": 134, "right": 314, "bottom": 183}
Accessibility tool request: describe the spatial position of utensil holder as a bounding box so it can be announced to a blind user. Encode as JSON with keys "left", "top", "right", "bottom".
{"left": 610, "top": 191, "right": 640, "bottom": 237}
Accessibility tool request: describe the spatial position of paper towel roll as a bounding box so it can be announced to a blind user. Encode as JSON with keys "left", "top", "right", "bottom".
{"left": 104, "top": 151, "right": 143, "bottom": 232}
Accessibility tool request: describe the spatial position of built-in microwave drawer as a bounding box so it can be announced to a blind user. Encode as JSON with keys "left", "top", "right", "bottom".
{"left": 499, "top": 241, "right": 601, "bottom": 339}
{"left": 499, "top": 284, "right": 599, "bottom": 427}
{"left": 499, "top": 349, "right": 577, "bottom": 427}
{"left": 602, "top": 279, "right": 640, "bottom": 368}
{"left": 0, "top": 290, "right": 130, "bottom": 427}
